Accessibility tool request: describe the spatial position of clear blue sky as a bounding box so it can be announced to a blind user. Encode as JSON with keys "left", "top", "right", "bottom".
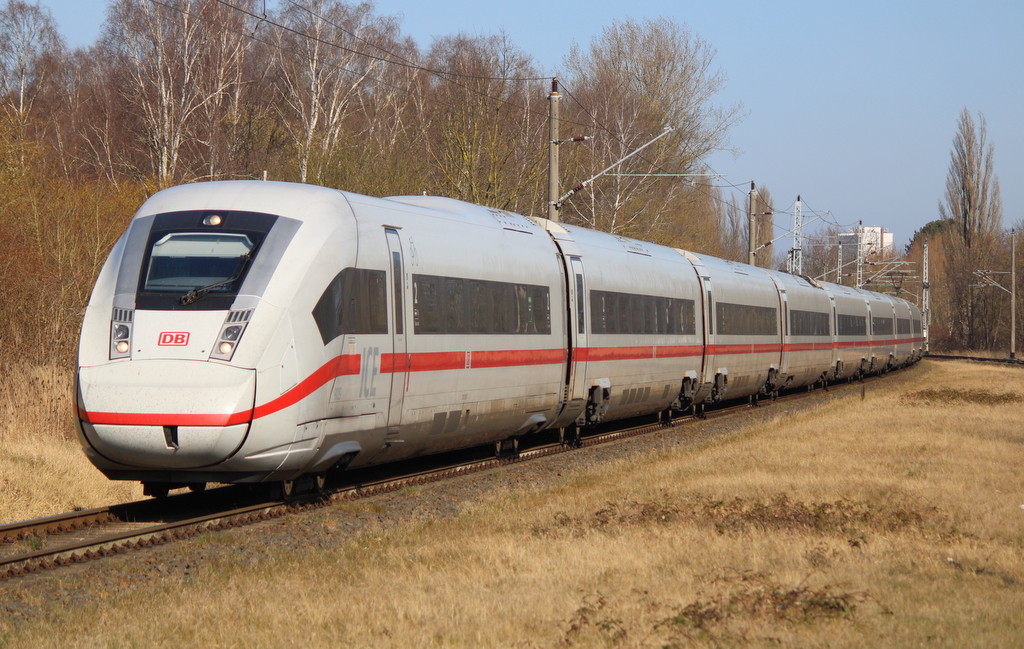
{"left": 44, "top": 0, "right": 1023, "bottom": 251}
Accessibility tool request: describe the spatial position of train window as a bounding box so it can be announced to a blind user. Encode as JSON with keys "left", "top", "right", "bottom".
{"left": 514, "top": 285, "right": 531, "bottom": 333}
{"left": 837, "top": 313, "right": 867, "bottom": 336}
{"left": 897, "top": 318, "right": 911, "bottom": 335}
{"left": 575, "top": 274, "right": 585, "bottom": 335}
{"left": 391, "top": 252, "right": 403, "bottom": 335}
{"left": 715, "top": 302, "right": 777, "bottom": 337}
{"left": 678, "top": 299, "right": 696, "bottom": 335}
{"left": 589, "top": 290, "right": 695, "bottom": 336}
{"left": 705, "top": 288, "right": 713, "bottom": 336}
{"left": 912, "top": 318, "right": 922, "bottom": 334}
{"left": 790, "top": 310, "right": 830, "bottom": 337}
{"left": 872, "top": 316, "right": 894, "bottom": 336}
{"left": 469, "top": 280, "right": 489, "bottom": 333}
{"left": 312, "top": 268, "right": 388, "bottom": 344}
{"left": 445, "top": 278, "right": 466, "bottom": 333}
{"left": 135, "top": 210, "right": 282, "bottom": 310}
{"left": 414, "top": 275, "right": 441, "bottom": 333}
{"left": 491, "top": 282, "right": 511, "bottom": 333}
{"left": 143, "top": 233, "right": 256, "bottom": 294}
{"left": 412, "top": 274, "right": 550, "bottom": 335}
{"left": 529, "top": 285, "right": 552, "bottom": 334}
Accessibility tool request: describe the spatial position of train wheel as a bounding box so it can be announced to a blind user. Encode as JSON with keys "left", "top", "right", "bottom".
{"left": 494, "top": 438, "right": 520, "bottom": 458}
{"left": 312, "top": 473, "right": 327, "bottom": 496}
{"left": 559, "top": 425, "right": 582, "bottom": 448}
{"left": 280, "top": 480, "right": 296, "bottom": 500}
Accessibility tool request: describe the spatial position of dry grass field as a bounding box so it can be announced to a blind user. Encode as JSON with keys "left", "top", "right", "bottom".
{"left": 0, "top": 363, "right": 141, "bottom": 523}
{"left": 2, "top": 358, "right": 1023, "bottom": 647}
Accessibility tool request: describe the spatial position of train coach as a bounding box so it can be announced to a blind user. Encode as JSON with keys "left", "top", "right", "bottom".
{"left": 75, "top": 181, "right": 923, "bottom": 497}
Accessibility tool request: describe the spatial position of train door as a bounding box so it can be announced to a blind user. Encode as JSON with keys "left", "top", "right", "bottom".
{"left": 778, "top": 289, "right": 790, "bottom": 380}
{"left": 384, "top": 228, "right": 407, "bottom": 434}
{"left": 699, "top": 276, "right": 716, "bottom": 399}
{"left": 566, "top": 257, "right": 589, "bottom": 403}
{"left": 828, "top": 294, "right": 839, "bottom": 374}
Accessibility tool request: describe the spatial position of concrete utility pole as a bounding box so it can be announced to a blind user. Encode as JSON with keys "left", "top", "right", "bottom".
{"left": 547, "top": 78, "right": 560, "bottom": 221}
{"left": 747, "top": 182, "right": 757, "bottom": 265}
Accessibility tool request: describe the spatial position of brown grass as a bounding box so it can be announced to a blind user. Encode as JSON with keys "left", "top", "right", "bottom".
{"left": 0, "top": 363, "right": 141, "bottom": 522}
{"left": 2, "top": 359, "right": 1024, "bottom": 647}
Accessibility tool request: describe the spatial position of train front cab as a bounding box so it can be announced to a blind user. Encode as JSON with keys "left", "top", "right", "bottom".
{"left": 75, "top": 182, "right": 334, "bottom": 489}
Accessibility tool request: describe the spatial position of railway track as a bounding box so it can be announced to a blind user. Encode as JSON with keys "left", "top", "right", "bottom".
{"left": 0, "top": 368, "right": 906, "bottom": 580}
{"left": 924, "top": 353, "right": 1024, "bottom": 366}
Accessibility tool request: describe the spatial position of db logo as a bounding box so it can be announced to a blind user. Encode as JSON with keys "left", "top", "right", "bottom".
{"left": 158, "top": 332, "right": 190, "bottom": 346}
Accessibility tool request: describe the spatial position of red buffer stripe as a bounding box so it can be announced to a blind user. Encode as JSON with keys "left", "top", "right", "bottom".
{"left": 252, "top": 352, "right": 361, "bottom": 420}
{"left": 575, "top": 345, "right": 703, "bottom": 362}
{"left": 708, "top": 343, "right": 783, "bottom": 355}
{"left": 80, "top": 336, "right": 927, "bottom": 427}
{"left": 77, "top": 406, "right": 252, "bottom": 427}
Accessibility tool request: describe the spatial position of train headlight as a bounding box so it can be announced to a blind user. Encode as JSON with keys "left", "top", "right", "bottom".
{"left": 109, "top": 309, "right": 134, "bottom": 360}
{"left": 210, "top": 309, "right": 253, "bottom": 362}
{"left": 203, "top": 214, "right": 223, "bottom": 226}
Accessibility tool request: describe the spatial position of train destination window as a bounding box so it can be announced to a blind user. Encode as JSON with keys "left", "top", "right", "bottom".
{"left": 412, "top": 274, "right": 550, "bottom": 335}
{"left": 872, "top": 316, "right": 894, "bottom": 336}
{"left": 312, "top": 268, "right": 388, "bottom": 344}
{"left": 837, "top": 313, "right": 866, "bottom": 336}
{"left": 789, "top": 309, "right": 830, "bottom": 337}
{"left": 135, "top": 210, "right": 279, "bottom": 310}
{"left": 143, "top": 233, "right": 255, "bottom": 294}
{"left": 589, "top": 290, "right": 695, "bottom": 336}
{"left": 715, "top": 302, "right": 777, "bottom": 337}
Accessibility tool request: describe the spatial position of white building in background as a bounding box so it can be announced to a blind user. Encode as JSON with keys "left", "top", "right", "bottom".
{"left": 839, "top": 226, "right": 894, "bottom": 259}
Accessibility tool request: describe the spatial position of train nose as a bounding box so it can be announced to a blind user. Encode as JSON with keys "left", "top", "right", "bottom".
{"left": 77, "top": 361, "right": 255, "bottom": 469}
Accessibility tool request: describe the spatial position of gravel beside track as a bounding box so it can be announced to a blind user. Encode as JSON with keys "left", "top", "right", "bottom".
{"left": 0, "top": 369, "right": 921, "bottom": 625}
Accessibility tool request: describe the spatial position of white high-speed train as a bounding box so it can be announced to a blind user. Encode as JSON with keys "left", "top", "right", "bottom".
{"left": 75, "top": 181, "right": 923, "bottom": 496}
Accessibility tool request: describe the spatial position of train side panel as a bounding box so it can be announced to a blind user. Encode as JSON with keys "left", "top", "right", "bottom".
{"left": 689, "top": 254, "right": 786, "bottom": 400}
{"left": 542, "top": 223, "right": 705, "bottom": 424}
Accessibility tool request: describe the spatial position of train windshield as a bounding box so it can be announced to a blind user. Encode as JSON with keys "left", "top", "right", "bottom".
{"left": 143, "top": 233, "right": 255, "bottom": 293}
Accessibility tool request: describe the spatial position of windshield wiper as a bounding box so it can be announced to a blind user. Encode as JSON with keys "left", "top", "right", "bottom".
{"left": 179, "top": 251, "right": 253, "bottom": 306}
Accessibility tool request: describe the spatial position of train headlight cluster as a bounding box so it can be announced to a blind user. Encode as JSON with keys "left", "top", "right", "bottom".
{"left": 109, "top": 309, "right": 134, "bottom": 359}
{"left": 210, "top": 310, "right": 253, "bottom": 362}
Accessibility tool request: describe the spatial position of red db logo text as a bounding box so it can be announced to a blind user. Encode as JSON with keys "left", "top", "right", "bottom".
{"left": 158, "top": 332, "right": 190, "bottom": 346}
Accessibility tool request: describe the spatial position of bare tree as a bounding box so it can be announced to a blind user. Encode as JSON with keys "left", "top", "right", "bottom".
{"left": 560, "top": 18, "right": 741, "bottom": 239}
{"left": 938, "top": 108, "right": 1003, "bottom": 349}
{"left": 271, "top": 0, "right": 394, "bottom": 184}
{"left": 106, "top": 0, "right": 249, "bottom": 187}
{"left": 0, "top": 1, "right": 63, "bottom": 136}
{"left": 421, "top": 32, "right": 546, "bottom": 211}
